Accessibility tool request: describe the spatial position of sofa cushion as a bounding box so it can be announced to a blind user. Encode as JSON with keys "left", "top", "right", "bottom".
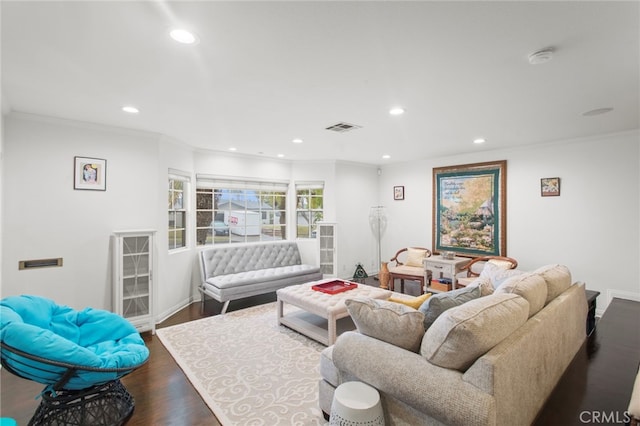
{"left": 495, "top": 273, "right": 547, "bottom": 317}
{"left": 418, "top": 285, "right": 481, "bottom": 330}
{"left": 480, "top": 262, "right": 525, "bottom": 289}
{"left": 346, "top": 297, "right": 425, "bottom": 352}
{"left": 421, "top": 293, "right": 529, "bottom": 371}
{"left": 534, "top": 264, "right": 572, "bottom": 304}
{"left": 406, "top": 248, "right": 429, "bottom": 267}
{"left": 388, "top": 293, "right": 432, "bottom": 309}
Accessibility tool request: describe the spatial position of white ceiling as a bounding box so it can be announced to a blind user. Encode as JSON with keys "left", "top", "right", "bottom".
{"left": 2, "top": 1, "right": 638, "bottom": 165}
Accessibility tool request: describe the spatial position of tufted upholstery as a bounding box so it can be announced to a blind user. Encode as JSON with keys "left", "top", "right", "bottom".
{"left": 199, "top": 241, "right": 322, "bottom": 312}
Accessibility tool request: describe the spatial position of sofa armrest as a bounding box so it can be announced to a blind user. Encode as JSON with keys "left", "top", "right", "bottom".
{"left": 332, "top": 331, "right": 495, "bottom": 426}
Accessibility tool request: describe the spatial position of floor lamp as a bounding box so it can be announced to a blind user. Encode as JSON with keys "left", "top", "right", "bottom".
{"left": 369, "top": 206, "right": 387, "bottom": 277}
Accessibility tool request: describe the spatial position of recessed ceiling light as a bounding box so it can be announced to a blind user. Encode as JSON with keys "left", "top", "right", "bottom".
{"left": 228, "top": 147, "right": 237, "bottom": 152}
{"left": 382, "top": 154, "right": 391, "bottom": 159}
{"left": 389, "top": 107, "right": 405, "bottom": 116}
{"left": 122, "top": 106, "right": 139, "bottom": 114}
{"left": 169, "top": 29, "right": 199, "bottom": 45}
{"left": 277, "top": 154, "right": 285, "bottom": 158}
{"left": 292, "top": 138, "right": 303, "bottom": 144}
{"left": 473, "top": 138, "right": 486, "bottom": 144}
{"left": 582, "top": 107, "right": 614, "bottom": 116}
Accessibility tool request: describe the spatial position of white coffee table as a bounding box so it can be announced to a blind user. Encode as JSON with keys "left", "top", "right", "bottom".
{"left": 276, "top": 280, "right": 392, "bottom": 346}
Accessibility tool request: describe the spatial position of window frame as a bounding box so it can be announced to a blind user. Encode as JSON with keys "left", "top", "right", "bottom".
{"left": 195, "top": 175, "right": 289, "bottom": 245}
{"left": 295, "top": 182, "right": 324, "bottom": 239}
{"left": 168, "top": 171, "right": 190, "bottom": 251}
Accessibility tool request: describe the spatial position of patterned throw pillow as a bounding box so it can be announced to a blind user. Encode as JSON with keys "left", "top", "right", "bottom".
{"left": 418, "top": 285, "right": 482, "bottom": 330}
{"left": 346, "top": 297, "right": 425, "bottom": 352}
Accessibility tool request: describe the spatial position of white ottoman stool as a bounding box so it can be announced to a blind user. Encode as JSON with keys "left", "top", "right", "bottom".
{"left": 330, "top": 381, "right": 384, "bottom": 426}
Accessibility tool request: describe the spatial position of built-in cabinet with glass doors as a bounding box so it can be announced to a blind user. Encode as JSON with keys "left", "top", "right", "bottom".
{"left": 112, "top": 230, "right": 155, "bottom": 334}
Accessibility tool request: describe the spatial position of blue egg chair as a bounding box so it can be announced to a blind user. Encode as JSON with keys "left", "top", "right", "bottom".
{"left": 0, "top": 295, "right": 150, "bottom": 426}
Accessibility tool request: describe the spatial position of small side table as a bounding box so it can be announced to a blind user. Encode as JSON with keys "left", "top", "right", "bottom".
{"left": 330, "top": 381, "right": 384, "bottom": 425}
{"left": 424, "top": 256, "right": 469, "bottom": 291}
{"left": 585, "top": 290, "right": 600, "bottom": 336}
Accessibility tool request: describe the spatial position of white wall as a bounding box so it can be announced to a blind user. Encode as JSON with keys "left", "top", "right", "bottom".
{"left": 2, "top": 113, "right": 161, "bottom": 310}
{"left": 334, "top": 162, "right": 380, "bottom": 278}
{"left": 379, "top": 130, "right": 640, "bottom": 312}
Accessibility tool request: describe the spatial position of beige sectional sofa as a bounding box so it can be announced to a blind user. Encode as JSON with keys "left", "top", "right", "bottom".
{"left": 319, "top": 264, "right": 588, "bottom": 425}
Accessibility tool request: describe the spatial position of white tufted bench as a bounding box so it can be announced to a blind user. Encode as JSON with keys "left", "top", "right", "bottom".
{"left": 277, "top": 281, "right": 391, "bottom": 345}
{"left": 199, "top": 241, "right": 322, "bottom": 313}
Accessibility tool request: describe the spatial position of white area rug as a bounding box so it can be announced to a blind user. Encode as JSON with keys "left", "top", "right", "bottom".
{"left": 156, "top": 302, "right": 329, "bottom": 425}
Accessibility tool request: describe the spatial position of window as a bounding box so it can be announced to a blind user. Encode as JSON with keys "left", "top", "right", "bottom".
{"left": 168, "top": 172, "right": 189, "bottom": 250}
{"left": 296, "top": 183, "right": 324, "bottom": 238}
{"left": 196, "top": 176, "right": 288, "bottom": 245}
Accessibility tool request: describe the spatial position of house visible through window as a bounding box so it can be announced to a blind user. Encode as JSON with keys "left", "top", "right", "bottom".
{"left": 196, "top": 176, "right": 288, "bottom": 245}
{"left": 168, "top": 172, "right": 189, "bottom": 250}
{"left": 296, "top": 183, "right": 324, "bottom": 238}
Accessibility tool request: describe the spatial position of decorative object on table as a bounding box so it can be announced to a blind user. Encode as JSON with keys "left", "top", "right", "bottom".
{"left": 330, "top": 381, "right": 385, "bottom": 426}
{"left": 378, "top": 261, "right": 390, "bottom": 289}
{"left": 352, "top": 263, "right": 368, "bottom": 282}
{"left": 74, "top": 156, "right": 106, "bottom": 191}
{"left": 368, "top": 206, "right": 387, "bottom": 276}
{"left": 441, "top": 251, "right": 456, "bottom": 260}
{"left": 312, "top": 280, "right": 358, "bottom": 294}
{"left": 393, "top": 185, "right": 404, "bottom": 200}
{"left": 540, "top": 177, "right": 560, "bottom": 197}
{"left": 433, "top": 160, "right": 506, "bottom": 257}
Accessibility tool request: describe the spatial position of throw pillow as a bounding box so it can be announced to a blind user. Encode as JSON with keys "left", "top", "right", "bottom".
{"left": 495, "top": 273, "right": 547, "bottom": 317}
{"left": 418, "top": 285, "right": 481, "bottom": 330}
{"left": 467, "top": 276, "right": 495, "bottom": 297}
{"left": 405, "top": 248, "right": 429, "bottom": 267}
{"left": 534, "top": 264, "right": 572, "bottom": 305}
{"left": 388, "top": 293, "right": 432, "bottom": 309}
{"left": 346, "top": 297, "right": 425, "bottom": 352}
{"left": 480, "top": 262, "right": 525, "bottom": 289}
{"left": 487, "top": 258, "right": 515, "bottom": 270}
{"left": 421, "top": 293, "right": 529, "bottom": 371}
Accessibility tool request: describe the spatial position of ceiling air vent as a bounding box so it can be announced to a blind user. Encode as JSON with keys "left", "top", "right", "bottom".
{"left": 325, "top": 122, "right": 362, "bottom": 133}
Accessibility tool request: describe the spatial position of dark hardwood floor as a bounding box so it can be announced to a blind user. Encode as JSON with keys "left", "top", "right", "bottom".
{"left": 1, "top": 276, "right": 398, "bottom": 425}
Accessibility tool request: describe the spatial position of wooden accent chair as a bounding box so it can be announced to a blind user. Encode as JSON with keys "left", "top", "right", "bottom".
{"left": 456, "top": 255, "right": 518, "bottom": 287}
{"left": 388, "top": 247, "right": 432, "bottom": 294}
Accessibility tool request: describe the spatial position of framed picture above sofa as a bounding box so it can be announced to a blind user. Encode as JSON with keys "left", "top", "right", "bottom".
{"left": 432, "top": 160, "right": 506, "bottom": 257}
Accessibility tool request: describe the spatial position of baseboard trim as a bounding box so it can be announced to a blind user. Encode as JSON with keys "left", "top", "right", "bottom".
{"left": 155, "top": 297, "right": 194, "bottom": 324}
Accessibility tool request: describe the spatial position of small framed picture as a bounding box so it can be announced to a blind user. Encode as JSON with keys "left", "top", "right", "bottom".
{"left": 394, "top": 185, "right": 405, "bottom": 200}
{"left": 541, "top": 177, "right": 560, "bottom": 197}
{"left": 74, "top": 156, "right": 107, "bottom": 191}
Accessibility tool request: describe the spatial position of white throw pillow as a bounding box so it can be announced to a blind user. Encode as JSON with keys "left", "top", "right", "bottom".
{"left": 480, "top": 262, "right": 525, "bottom": 289}
{"left": 405, "top": 248, "right": 429, "bottom": 267}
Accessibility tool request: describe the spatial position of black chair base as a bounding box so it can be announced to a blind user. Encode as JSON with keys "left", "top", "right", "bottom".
{"left": 29, "top": 379, "right": 134, "bottom": 426}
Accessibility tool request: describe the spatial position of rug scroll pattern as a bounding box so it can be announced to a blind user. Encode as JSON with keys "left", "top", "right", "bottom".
{"left": 156, "top": 302, "right": 329, "bottom": 425}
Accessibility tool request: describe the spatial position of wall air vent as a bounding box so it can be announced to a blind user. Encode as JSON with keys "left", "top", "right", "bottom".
{"left": 19, "top": 258, "right": 63, "bottom": 270}
{"left": 325, "top": 122, "right": 362, "bottom": 133}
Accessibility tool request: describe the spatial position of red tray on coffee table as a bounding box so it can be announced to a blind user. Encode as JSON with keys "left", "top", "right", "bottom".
{"left": 312, "top": 280, "right": 358, "bottom": 294}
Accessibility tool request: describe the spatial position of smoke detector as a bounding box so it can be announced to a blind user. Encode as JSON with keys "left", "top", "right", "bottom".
{"left": 528, "top": 48, "right": 554, "bottom": 65}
